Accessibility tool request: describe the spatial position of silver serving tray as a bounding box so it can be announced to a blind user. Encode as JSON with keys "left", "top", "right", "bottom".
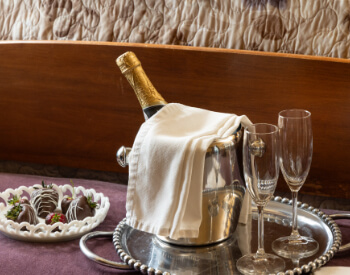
{"left": 80, "top": 197, "right": 350, "bottom": 274}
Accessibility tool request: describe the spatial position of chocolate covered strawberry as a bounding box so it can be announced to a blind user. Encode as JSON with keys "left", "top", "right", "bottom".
{"left": 30, "top": 181, "right": 59, "bottom": 218}
{"left": 6, "top": 203, "right": 39, "bottom": 230}
{"left": 66, "top": 195, "right": 97, "bottom": 222}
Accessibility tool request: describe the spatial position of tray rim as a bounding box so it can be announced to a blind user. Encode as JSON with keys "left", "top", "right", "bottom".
{"left": 112, "top": 196, "right": 342, "bottom": 275}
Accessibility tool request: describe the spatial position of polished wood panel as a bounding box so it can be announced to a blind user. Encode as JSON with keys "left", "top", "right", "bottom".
{"left": 0, "top": 41, "right": 349, "bottom": 198}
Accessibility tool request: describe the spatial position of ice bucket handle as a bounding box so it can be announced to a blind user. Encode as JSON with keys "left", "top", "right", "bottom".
{"left": 79, "top": 231, "right": 132, "bottom": 270}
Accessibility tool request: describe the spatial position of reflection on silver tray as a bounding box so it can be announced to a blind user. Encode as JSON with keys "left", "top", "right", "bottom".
{"left": 112, "top": 197, "right": 342, "bottom": 275}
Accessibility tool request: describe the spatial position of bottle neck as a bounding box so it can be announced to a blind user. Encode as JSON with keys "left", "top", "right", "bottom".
{"left": 123, "top": 65, "right": 167, "bottom": 110}
{"left": 143, "top": 104, "right": 166, "bottom": 120}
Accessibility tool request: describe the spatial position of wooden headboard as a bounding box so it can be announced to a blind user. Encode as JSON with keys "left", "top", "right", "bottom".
{"left": 0, "top": 41, "right": 349, "bottom": 199}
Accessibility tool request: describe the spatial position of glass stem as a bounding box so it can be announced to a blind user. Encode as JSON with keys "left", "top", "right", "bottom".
{"left": 292, "top": 256, "right": 300, "bottom": 267}
{"left": 290, "top": 191, "right": 300, "bottom": 240}
{"left": 256, "top": 205, "right": 265, "bottom": 258}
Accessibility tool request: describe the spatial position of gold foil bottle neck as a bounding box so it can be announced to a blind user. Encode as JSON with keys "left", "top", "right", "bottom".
{"left": 116, "top": 51, "right": 141, "bottom": 74}
{"left": 116, "top": 51, "right": 167, "bottom": 109}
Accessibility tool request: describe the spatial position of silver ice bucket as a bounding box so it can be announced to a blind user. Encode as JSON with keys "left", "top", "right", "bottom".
{"left": 117, "top": 127, "right": 245, "bottom": 246}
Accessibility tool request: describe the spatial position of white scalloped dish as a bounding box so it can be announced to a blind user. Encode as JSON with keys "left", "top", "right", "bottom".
{"left": 0, "top": 184, "right": 110, "bottom": 242}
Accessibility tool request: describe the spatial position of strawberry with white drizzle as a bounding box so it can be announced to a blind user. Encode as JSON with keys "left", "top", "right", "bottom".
{"left": 30, "top": 181, "right": 59, "bottom": 219}
{"left": 66, "top": 195, "right": 97, "bottom": 222}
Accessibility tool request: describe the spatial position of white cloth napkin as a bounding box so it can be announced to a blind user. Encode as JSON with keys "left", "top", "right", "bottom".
{"left": 126, "top": 103, "right": 252, "bottom": 239}
{"left": 314, "top": 266, "right": 350, "bottom": 274}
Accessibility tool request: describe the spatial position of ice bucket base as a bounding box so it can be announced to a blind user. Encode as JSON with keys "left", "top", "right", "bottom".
{"left": 156, "top": 185, "right": 245, "bottom": 246}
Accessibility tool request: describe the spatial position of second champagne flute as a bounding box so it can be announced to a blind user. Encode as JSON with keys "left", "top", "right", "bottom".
{"left": 272, "top": 109, "right": 319, "bottom": 258}
{"left": 236, "top": 123, "right": 285, "bottom": 274}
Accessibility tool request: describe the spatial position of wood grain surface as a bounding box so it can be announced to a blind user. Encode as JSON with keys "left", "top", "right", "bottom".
{"left": 0, "top": 41, "right": 349, "bottom": 198}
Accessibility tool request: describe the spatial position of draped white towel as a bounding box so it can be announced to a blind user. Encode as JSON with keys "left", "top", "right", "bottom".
{"left": 126, "top": 103, "right": 252, "bottom": 239}
{"left": 314, "top": 267, "right": 350, "bottom": 274}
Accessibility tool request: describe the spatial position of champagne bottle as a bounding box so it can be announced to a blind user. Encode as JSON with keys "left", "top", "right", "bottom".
{"left": 116, "top": 51, "right": 167, "bottom": 120}
{"left": 116, "top": 51, "right": 168, "bottom": 167}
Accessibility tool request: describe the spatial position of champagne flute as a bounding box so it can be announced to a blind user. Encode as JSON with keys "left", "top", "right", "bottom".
{"left": 272, "top": 109, "right": 319, "bottom": 258}
{"left": 236, "top": 123, "right": 285, "bottom": 275}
